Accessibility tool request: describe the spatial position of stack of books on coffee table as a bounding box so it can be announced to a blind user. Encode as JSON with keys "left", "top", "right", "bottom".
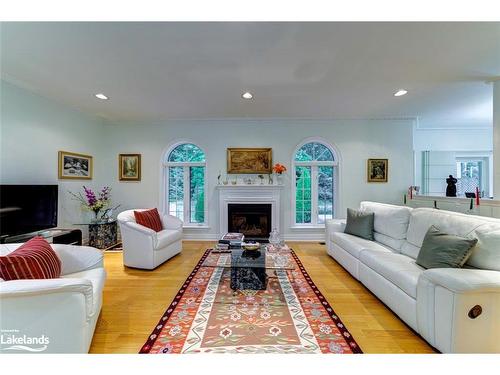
{"left": 217, "top": 232, "right": 244, "bottom": 249}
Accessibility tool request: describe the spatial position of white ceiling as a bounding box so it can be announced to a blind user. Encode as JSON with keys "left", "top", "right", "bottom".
{"left": 1, "top": 22, "right": 499, "bottom": 126}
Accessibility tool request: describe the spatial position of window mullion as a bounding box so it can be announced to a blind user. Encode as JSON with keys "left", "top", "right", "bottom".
{"left": 311, "top": 166, "right": 319, "bottom": 225}
{"left": 183, "top": 166, "right": 190, "bottom": 223}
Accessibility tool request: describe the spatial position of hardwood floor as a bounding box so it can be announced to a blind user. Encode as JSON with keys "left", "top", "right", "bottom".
{"left": 89, "top": 241, "right": 435, "bottom": 353}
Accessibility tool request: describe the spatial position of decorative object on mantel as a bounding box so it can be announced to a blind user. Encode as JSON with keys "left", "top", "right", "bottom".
{"left": 69, "top": 186, "right": 120, "bottom": 223}
{"left": 58, "top": 150, "right": 93, "bottom": 180}
{"left": 227, "top": 147, "right": 272, "bottom": 174}
{"left": 272, "top": 163, "right": 287, "bottom": 185}
{"left": 258, "top": 174, "right": 264, "bottom": 185}
{"left": 367, "top": 159, "right": 388, "bottom": 183}
{"left": 119, "top": 153, "right": 141, "bottom": 181}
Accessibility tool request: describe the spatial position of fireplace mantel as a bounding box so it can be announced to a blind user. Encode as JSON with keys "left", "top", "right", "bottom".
{"left": 216, "top": 184, "right": 283, "bottom": 238}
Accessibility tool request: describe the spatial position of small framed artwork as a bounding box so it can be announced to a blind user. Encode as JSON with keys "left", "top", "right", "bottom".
{"left": 367, "top": 159, "right": 388, "bottom": 183}
{"left": 227, "top": 148, "right": 272, "bottom": 174}
{"left": 119, "top": 154, "right": 141, "bottom": 181}
{"left": 58, "top": 151, "right": 93, "bottom": 180}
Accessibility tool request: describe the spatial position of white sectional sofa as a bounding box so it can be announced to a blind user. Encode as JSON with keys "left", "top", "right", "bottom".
{"left": 326, "top": 201, "right": 500, "bottom": 353}
{"left": 0, "top": 243, "right": 106, "bottom": 353}
{"left": 117, "top": 209, "right": 183, "bottom": 270}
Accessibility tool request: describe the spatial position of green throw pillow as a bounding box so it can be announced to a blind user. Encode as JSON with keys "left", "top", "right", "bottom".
{"left": 344, "top": 208, "right": 374, "bottom": 241}
{"left": 416, "top": 225, "right": 478, "bottom": 269}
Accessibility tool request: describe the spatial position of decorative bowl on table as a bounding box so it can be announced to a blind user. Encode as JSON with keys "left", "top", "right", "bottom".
{"left": 242, "top": 241, "right": 260, "bottom": 251}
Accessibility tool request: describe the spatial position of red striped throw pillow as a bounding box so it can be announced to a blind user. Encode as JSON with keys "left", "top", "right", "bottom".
{"left": 134, "top": 208, "right": 163, "bottom": 232}
{"left": 0, "top": 236, "right": 62, "bottom": 280}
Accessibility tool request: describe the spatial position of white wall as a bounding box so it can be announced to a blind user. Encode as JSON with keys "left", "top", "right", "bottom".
{"left": 413, "top": 127, "right": 493, "bottom": 152}
{"left": 102, "top": 118, "right": 414, "bottom": 240}
{"left": 1, "top": 81, "right": 415, "bottom": 241}
{"left": 0, "top": 81, "right": 105, "bottom": 232}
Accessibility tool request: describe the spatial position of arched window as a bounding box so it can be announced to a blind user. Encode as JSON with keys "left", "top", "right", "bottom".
{"left": 293, "top": 140, "right": 338, "bottom": 226}
{"left": 164, "top": 142, "right": 206, "bottom": 225}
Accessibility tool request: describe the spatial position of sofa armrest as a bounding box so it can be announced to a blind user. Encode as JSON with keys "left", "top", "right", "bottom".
{"left": 0, "top": 278, "right": 94, "bottom": 318}
{"left": 420, "top": 268, "right": 500, "bottom": 294}
{"left": 417, "top": 268, "right": 500, "bottom": 353}
{"left": 161, "top": 214, "right": 183, "bottom": 230}
{"left": 325, "top": 219, "right": 346, "bottom": 251}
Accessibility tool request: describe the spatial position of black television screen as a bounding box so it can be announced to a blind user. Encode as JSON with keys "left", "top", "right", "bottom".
{"left": 0, "top": 185, "right": 58, "bottom": 237}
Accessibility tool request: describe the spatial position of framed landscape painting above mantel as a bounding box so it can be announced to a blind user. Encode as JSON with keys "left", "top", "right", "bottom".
{"left": 58, "top": 150, "right": 93, "bottom": 180}
{"left": 119, "top": 153, "right": 141, "bottom": 181}
{"left": 227, "top": 148, "right": 272, "bottom": 174}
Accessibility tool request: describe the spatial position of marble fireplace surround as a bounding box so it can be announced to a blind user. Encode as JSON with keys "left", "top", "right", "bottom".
{"left": 216, "top": 185, "right": 283, "bottom": 238}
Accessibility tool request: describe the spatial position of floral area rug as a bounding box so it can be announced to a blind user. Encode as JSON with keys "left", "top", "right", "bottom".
{"left": 140, "top": 249, "right": 362, "bottom": 354}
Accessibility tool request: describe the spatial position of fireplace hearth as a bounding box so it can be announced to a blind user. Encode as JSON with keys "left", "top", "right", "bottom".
{"left": 228, "top": 204, "right": 272, "bottom": 241}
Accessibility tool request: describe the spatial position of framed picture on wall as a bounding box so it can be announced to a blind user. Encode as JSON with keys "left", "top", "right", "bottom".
{"left": 119, "top": 154, "right": 141, "bottom": 181}
{"left": 227, "top": 148, "right": 272, "bottom": 174}
{"left": 367, "top": 159, "right": 388, "bottom": 183}
{"left": 58, "top": 151, "right": 93, "bottom": 179}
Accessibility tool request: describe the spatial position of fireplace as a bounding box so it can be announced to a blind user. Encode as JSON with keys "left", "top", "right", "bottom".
{"left": 228, "top": 204, "right": 272, "bottom": 240}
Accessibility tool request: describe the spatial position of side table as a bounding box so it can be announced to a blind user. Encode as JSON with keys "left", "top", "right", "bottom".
{"left": 75, "top": 220, "right": 119, "bottom": 250}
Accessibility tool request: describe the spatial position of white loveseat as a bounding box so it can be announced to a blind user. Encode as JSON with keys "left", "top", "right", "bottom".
{"left": 0, "top": 243, "right": 106, "bottom": 353}
{"left": 117, "top": 209, "right": 183, "bottom": 270}
{"left": 326, "top": 201, "right": 500, "bottom": 353}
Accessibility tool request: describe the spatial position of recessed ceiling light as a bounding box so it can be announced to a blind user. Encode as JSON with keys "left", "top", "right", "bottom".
{"left": 241, "top": 92, "right": 253, "bottom": 99}
{"left": 95, "top": 93, "right": 109, "bottom": 100}
{"left": 394, "top": 89, "right": 408, "bottom": 97}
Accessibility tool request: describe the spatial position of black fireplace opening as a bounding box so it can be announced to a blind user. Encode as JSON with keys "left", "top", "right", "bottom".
{"left": 228, "top": 204, "right": 272, "bottom": 241}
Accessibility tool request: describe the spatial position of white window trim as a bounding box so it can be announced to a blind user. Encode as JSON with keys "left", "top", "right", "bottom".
{"left": 159, "top": 140, "right": 208, "bottom": 228}
{"left": 290, "top": 137, "right": 341, "bottom": 229}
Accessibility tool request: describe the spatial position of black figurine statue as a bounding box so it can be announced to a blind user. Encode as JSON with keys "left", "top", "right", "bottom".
{"left": 446, "top": 175, "right": 457, "bottom": 197}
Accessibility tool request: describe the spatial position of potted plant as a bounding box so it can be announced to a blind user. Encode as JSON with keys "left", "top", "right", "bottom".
{"left": 69, "top": 186, "right": 119, "bottom": 223}
{"left": 272, "top": 163, "right": 287, "bottom": 185}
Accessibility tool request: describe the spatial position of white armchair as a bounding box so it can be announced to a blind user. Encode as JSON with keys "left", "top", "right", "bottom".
{"left": 0, "top": 243, "right": 106, "bottom": 353}
{"left": 117, "top": 209, "right": 183, "bottom": 270}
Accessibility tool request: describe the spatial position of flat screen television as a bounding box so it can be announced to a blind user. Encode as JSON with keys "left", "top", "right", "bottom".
{"left": 0, "top": 184, "right": 58, "bottom": 238}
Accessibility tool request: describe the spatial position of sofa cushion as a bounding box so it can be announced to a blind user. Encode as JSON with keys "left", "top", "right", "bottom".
{"left": 359, "top": 201, "right": 412, "bottom": 241}
{"left": 331, "top": 232, "right": 394, "bottom": 259}
{"left": 400, "top": 241, "right": 421, "bottom": 259}
{"left": 360, "top": 250, "right": 424, "bottom": 298}
{"left": 155, "top": 229, "right": 183, "bottom": 249}
{"left": 134, "top": 208, "right": 163, "bottom": 232}
{"left": 52, "top": 244, "right": 103, "bottom": 275}
{"left": 416, "top": 226, "right": 477, "bottom": 269}
{"left": 0, "top": 237, "right": 61, "bottom": 280}
{"left": 405, "top": 208, "right": 500, "bottom": 270}
{"left": 468, "top": 223, "right": 500, "bottom": 271}
{"left": 373, "top": 232, "right": 406, "bottom": 251}
{"left": 344, "top": 208, "right": 374, "bottom": 240}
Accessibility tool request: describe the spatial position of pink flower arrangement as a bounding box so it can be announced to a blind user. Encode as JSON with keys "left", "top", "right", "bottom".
{"left": 70, "top": 186, "right": 117, "bottom": 221}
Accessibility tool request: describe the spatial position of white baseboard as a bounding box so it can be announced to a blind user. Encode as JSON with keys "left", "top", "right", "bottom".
{"left": 284, "top": 233, "right": 326, "bottom": 241}
{"left": 181, "top": 234, "right": 325, "bottom": 242}
{"left": 182, "top": 233, "right": 219, "bottom": 241}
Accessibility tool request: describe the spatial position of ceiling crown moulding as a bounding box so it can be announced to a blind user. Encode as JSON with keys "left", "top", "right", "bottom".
{"left": 485, "top": 77, "right": 500, "bottom": 83}
{"left": 103, "top": 116, "right": 420, "bottom": 125}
